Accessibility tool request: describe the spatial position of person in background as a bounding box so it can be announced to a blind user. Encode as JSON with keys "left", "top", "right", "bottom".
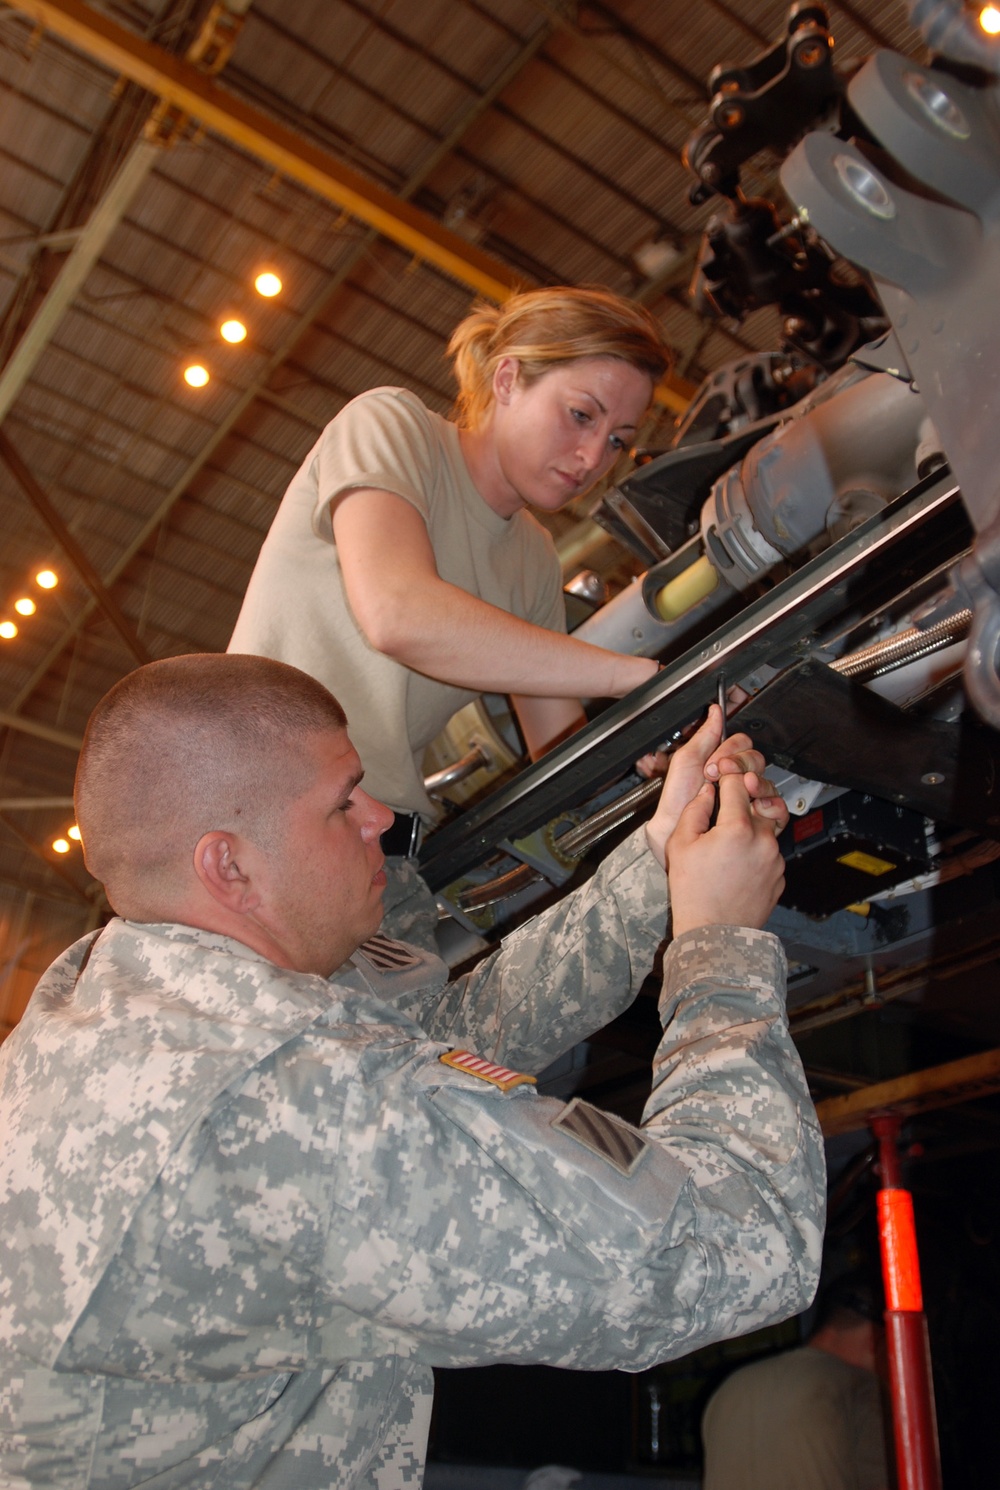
{"left": 701, "top": 1281, "right": 892, "bottom": 1490}
{"left": 0, "top": 653, "right": 823, "bottom": 1490}
{"left": 229, "top": 286, "right": 671, "bottom": 946}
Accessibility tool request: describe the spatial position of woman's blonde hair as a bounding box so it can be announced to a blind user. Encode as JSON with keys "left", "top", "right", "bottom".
{"left": 448, "top": 285, "right": 672, "bottom": 429}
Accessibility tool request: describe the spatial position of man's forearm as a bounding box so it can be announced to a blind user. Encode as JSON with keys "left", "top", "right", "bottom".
{"left": 417, "top": 829, "right": 668, "bottom": 1070}
{"left": 641, "top": 925, "right": 826, "bottom": 1340}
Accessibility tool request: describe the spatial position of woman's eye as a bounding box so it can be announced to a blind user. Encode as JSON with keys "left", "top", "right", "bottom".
{"left": 609, "top": 434, "right": 626, "bottom": 452}
{"left": 570, "top": 407, "right": 590, "bottom": 424}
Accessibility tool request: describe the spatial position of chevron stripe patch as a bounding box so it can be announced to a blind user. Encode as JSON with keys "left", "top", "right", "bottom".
{"left": 439, "top": 1050, "right": 537, "bottom": 1092}
{"left": 356, "top": 934, "right": 424, "bottom": 972}
{"left": 551, "top": 1097, "right": 648, "bottom": 1175}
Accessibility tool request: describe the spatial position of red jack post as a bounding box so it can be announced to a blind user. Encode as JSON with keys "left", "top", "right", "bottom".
{"left": 870, "top": 1112, "right": 941, "bottom": 1490}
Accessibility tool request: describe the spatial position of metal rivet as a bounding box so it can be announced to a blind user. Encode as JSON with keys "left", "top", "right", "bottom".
{"left": 920, "top": 771, "right": 945, "bottom": 785}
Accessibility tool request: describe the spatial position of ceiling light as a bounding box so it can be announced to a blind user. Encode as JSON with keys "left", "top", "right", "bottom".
{"left": 14, "top": 597, "right": 36, "bottom": 616}
{"left": 254, "top": 271, "right": 282, "bottom": 297}
{"left": 68, "top": 824, "right": 82, "bottom": 841}
{"left": 52, "top": 838, "right": 70, "bottom": 854}
{"left": 220, "top": 318, "right": 247, "bottom": 343}
{"left": 184, "top": 363, "right": 210, "bottom": 388}
{"left": 36, "top": 569, "right": 58, "bottom": 589}
{"left": 0, "top": 621, "right": 17, "bottom": 639}
{"left": 980, "top": 6, "right": 1000, "bottom": 34}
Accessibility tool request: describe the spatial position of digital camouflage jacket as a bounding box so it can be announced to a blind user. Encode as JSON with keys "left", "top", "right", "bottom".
{"left": 0, "top": 830, "right": 825, "bottom": 1489}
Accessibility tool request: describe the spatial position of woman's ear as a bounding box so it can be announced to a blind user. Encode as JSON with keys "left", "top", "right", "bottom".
{"left": 492, "top": 355, "right": 520, "bottom": 406}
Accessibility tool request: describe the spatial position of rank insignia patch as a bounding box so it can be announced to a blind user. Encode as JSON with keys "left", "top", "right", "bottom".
{"left": 551, "top": 1098, "right": 648, "bottom": 1175}
{"left": 355, "top": 934, "right": 424, "bottom": 972}
{"left": 439, "top": 1049, "right": 537, "bottom": 1092}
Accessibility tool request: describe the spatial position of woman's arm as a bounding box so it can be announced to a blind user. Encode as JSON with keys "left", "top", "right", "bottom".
{"left": 510, "top": 694, "right": 587, "bottom": 759}
{"left": 332, "top": 487, "right": 658, "bottom": 699}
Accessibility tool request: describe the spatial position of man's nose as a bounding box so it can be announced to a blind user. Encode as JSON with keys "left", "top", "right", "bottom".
{"left": 361, "top": 791, "right": 395, "bottom": 840}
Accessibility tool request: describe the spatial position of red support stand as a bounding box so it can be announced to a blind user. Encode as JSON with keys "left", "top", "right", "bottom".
{"left": 870, "top": 1113, "right": 942, "bottom": 1490}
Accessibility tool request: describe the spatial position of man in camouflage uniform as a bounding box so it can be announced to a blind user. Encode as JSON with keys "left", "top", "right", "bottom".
{"left": 0, "top": 653, "right": 824, "bottom": 1489}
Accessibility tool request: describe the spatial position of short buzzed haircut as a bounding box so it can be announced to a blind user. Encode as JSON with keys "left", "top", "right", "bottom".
{"left": 76, "top": 653, "right": 347, "bottom": 919}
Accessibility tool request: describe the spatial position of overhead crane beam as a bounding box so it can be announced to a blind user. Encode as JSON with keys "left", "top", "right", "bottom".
{"left": 5, "top": 0, "right": 696, "bottom": 411}
{"left": 6, "top": 0, "right": 523, "bottom": 304}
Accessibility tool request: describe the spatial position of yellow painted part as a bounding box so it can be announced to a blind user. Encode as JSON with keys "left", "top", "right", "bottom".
{"left": 652, "top": 373, "right": 697, "bottom": 415}
{"left": 651, "top": 554, "right": 719, "bottom": 621}
{"left": 837, "top": 850, "right": 896, "bottom": 876}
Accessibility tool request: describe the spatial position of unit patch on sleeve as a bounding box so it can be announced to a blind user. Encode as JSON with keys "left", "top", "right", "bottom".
{"left": 439, "top": 1049, "right": 537, "bottom": 1092}
{"left": 551, "top": 1097, "right": 648, "bottom": 1176}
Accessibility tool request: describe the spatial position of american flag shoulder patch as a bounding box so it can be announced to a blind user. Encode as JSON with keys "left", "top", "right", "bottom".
{"left": 439, "top": 1049, "right": 537, "bottom": 1092}
{"left": 355, "top": 934, "right": 424, "bottom": 972}
{"left": 550, "top": 1097, "right": 648, "bottom": 1176}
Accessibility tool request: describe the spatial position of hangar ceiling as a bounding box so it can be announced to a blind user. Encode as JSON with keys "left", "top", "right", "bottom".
{"left": 0, "top": 0, "right": 933, "bottom": 1018}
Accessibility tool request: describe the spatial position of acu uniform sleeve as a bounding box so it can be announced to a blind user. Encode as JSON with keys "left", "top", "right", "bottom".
{"left": 315, "top": 921, "right": 824, "bottom": 1373}
{"left": 406, "top": 827, "right": 668, "bottom": 1073}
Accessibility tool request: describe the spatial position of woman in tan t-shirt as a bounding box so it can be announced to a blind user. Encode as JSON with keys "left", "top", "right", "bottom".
{"left": 232, "top": 286, "right": 674, "bottom": 949}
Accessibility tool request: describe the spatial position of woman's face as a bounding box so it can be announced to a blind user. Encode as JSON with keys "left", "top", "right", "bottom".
{"left": 484, "top": 355, "right": 654, "bottom": 519}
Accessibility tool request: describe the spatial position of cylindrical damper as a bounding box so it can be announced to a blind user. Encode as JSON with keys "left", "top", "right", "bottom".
{"left": 650, "top": 553, "right": 720, "bottom": 621}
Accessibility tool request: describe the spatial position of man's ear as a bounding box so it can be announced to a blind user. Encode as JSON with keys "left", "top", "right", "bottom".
{"left": 492, "top": 355, "right": 520, "bottom": 406}
{"left": 193, "top": 831, "right": 257, "bottom": 913}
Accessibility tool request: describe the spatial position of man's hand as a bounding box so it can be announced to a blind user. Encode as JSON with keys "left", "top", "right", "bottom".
{"left": 644, "top": 704, "right": 788, "bottom": 869}
{"left": 667, "top": 772, "right": 787, "bottom": 936}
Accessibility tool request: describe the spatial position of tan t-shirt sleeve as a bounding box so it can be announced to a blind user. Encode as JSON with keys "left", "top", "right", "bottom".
{"left": 310, "top": 387, "right": 437, "bottom": 537}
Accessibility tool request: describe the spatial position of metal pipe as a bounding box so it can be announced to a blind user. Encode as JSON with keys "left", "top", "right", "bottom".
{"left": 424, "top": 743, "right": 491, "bottom": 797}
{"left": 556, "top": 775, "right": 662, "bottom": 858}
{"left": 831, "top": 609, "right": 972, "bottom": 682}
{"left": 871, "top": 1113, "right": 942, "bottom": 1490}
{"left": 457, "top": 775, "right": 663, "bottom": 910}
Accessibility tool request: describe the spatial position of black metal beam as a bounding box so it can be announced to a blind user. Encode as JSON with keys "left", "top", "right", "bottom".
{"left": 420, "top": 471, "right": 968, "bottom": 890}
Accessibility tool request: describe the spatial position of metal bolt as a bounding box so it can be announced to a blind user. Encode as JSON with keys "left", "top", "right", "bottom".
{"left": 862, "top": 964, "right": 881, "bottom": 1005}
{"left": 795, "top": 39, "right": 827, "bottom": 69}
